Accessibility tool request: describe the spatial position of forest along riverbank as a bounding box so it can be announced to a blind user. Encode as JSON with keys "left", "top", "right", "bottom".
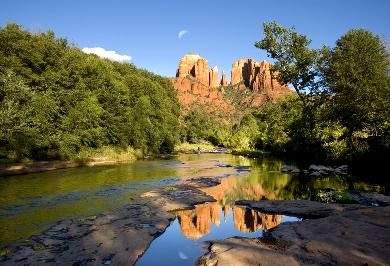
{"left": 0, "top": 153, "right": 388, "bottom": 265}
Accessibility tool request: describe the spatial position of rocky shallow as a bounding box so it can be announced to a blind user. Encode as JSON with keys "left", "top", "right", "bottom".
{"left": 0, "top": 180, "right": 214, "bottom": 265}
{"left": 198, "top": 194, "right": 390, "bottom": 266}
{"left": 0, "top": 162, "right": 248, "bottom": 266}
{"left": 281, "top": 164, "right": 349, "bottom": 177}
{"left": 1, "top": 160, "right": 390, "bottom": 266}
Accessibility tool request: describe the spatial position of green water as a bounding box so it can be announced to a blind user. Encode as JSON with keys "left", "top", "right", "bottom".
{"left": 0, "top": 154, "right": 383, "bottom": 247}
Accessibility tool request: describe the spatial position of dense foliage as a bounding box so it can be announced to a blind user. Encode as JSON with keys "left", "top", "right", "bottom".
{"left": 232, "top": 22, "right": 390, "bottom": 168}
{"left": 1, "top": 22, "right": 389, "bottom": 171}
{"left": 0, "top": 23, "right": 180, "bottom": 161}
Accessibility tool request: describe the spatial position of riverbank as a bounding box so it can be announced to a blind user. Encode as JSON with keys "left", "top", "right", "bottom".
{"left": 0, "top": 146, "right": 143, "bottom": 177}
{"left": 0, "top": 144, "right": 226, "bottom": 177}
{"left": 0, "top": 163, "right": 248, "bottom": 265}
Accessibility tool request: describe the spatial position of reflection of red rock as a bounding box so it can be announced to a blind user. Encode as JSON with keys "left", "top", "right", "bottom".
{"left": 176, "top": 203, "right": 282, "bottom": 239}
{"left": 176, "top": 173, "right": 284, "bottom": 239}
{"left": 233, "top": 206, "right": 282, "bottom": 232}
{"left": 199, "top": 175, "right": 280, "bottom": 202}
{"left": 177, "top": 203, "right": 220, "bottom": 240}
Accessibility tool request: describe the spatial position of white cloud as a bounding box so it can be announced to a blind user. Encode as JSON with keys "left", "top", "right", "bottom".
{"left": 82, "top": 47, "right": 131, "bottom": 62}
{"left": 178, "top": 30, "right": 189, "bottom": 39}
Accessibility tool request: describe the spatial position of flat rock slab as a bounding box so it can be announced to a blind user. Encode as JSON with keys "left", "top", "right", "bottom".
{"left": 237, "top": 199, "right": 368, "bottom": 218}
{"left": 0, "top": 181, "right": 217, "bottom": 266}
{"left": 198, "top": 199, "right": 390, "bottom": 266}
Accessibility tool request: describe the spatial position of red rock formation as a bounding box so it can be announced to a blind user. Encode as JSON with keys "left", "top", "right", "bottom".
{"left": 176, "top": 54, "right": 202, "bottom": 77}
{"left": 172, "top": 53, "right": 235, "bottom": 116}
{"left": 231, "top": 59, "right": 247, "bottom": 85}
{"left": 209, "top": 66, "right": 219, "bottom": 87}
{"left": 194, "top": 57, "right": 209, "bottom": 85}
{"left": 221, "top": 70, "right": 228, "bottom": 86}
{"left": 231, "top": 59, "right": 289, "bottom": 92}
{"left": 172, "top": 53, "right": 293, "bottom": 115}
{"left": 176, "top": 53, "right": 209, "bottom": 85}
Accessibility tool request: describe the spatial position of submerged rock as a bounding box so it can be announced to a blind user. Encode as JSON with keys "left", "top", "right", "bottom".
{"left": 280, "top": 166, "right": 293, "bottom": 173}
{"left": 1, "top": 179, "right": 219, "bottom": 265}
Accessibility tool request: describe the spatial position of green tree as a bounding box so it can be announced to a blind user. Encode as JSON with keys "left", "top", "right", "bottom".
{"left": 0, "top": 23, "right": 180, "bottom": 161}
{"left": 255, "top": 22, "right": 327, "bottom": 154}
{"left": 255, "top": 22, "right": 326, "bottom": 106}
{"left": 324, "top": 29, "right": 390, "bottom": 139}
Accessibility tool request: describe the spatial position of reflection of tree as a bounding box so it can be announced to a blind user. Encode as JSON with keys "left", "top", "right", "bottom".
{"left": 175, "top": 156, "right": 380, "bottom": 240}
{"left": 214, "top": 156, "right": 377, "bottom": 203}
{"left": 176, "top": 203, "right": 282, "bottom": 240}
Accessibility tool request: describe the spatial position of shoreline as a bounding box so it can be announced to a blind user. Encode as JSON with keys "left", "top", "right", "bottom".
{"left": 0, "top": 158, "right": 137, "bottom": 177}
{"left": 0, "top": 146, "right": 227, "bottom": 177}
{"left": 1, "top": 157, "right": 389, "bottom": 265}
{"left": 0, "top": 165, "right": 246, "bottom": 265}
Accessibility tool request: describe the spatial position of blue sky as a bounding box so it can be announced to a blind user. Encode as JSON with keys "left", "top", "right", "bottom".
{"left": 1, "top": 0, "right": 389, "bottom": 79}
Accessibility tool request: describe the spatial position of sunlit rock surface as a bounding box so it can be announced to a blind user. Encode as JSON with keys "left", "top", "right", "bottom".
{"left": 171, "top": 53, "right": 293, "bottom": 117}
{"left": 198, "top": 199, "right": 390, "bottom": 266}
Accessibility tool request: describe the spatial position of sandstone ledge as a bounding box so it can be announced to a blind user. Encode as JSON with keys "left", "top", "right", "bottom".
{"left": 198, "top": 198, "right": 390, "bottom": 266}
{"left": 0, "top": 166, "right": 245, "bottom": 265}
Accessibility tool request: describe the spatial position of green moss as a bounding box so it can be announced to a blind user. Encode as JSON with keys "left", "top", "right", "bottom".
{"left": 164, "top": 186, "right": 178, "bottom": 191}
{"left": 316, "top": 190, "right": 358, "bottom": 204}
{"left": 32, "top": 242, "right": 45, "bottom": 251}
{"left": 79, "top": 215, "right": 97, "bottom": 222}
{"left": 335, "top": 192, "right": 357, "bottom": 204}
{"left": 0, "top": 247, "right": 10, "bottom": 257}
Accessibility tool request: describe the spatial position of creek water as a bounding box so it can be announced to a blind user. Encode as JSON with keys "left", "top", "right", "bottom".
{"left": 0, "top": 153, "right": 383, "bottom": 253}
{"left": 136, "top": 204, "right": 301, "bottom": 266}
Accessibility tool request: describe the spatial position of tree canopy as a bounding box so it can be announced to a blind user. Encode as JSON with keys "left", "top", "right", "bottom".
{"left": 0, "top": 23, "right": 180, "bottom": 161}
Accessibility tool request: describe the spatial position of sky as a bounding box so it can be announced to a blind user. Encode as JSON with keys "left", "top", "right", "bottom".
{"left": 1, "top": 0, "right": 390, "bottom": 80}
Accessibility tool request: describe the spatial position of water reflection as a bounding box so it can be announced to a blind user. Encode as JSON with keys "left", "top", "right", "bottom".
{"left": 138, "top": 155, "right": 385, "bottom": 266}
{"left": 0, "top": 154, "right": 255, "bottom": 246}
{"left": 137, "top": 204, "right": 297, "bottom": 266}
{"left": 177, "top": 203, "right": 282, "bottom": 240}
{"left": 0, "top": 153, "right": 384, "bottom": 247}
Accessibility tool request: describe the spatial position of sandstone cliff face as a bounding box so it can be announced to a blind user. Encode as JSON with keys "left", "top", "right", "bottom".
{"left": 172, "top": 53, "right": 292, "bottom": 115}
{"left": 231, "top": 59, "right": 287, "bottom": 92}
{"left": 221, "top": 70, "right": 228, "bottom": 86}
{"left": 176, "top": 54, "right": 202, "bottom": 77}
{"left": 172, "top": 53, "right": 233, "bottom": 115}
{"left": 209, "top": 66, "right": 219, "bottom": 87}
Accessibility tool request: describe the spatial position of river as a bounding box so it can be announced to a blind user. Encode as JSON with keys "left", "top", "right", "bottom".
{"left": 0, "top": 153, "right": 384, "bottom": 261}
